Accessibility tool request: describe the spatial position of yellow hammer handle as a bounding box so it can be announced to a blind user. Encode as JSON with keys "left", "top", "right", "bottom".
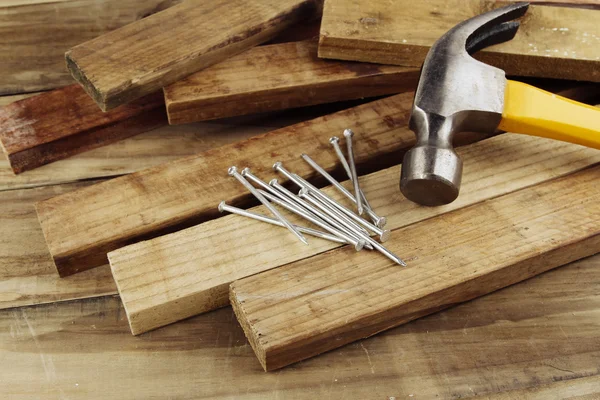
{"left": 498, "top": 80, "right": 600, "bottom": 150}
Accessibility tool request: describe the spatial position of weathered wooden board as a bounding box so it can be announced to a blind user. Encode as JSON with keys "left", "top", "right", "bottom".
{"left": 164, "top": 40, "right": 418, "bottom": 124}
{"left": 231, "top": 165, "right": 600, "bottom": 370}
{"left": 0, "top": 96, "right": 341, "bottom": 192}
{"left": 38, "top": 92, "right": 490, "bottom": 276}
{"left": 0, "top": 0, "right": 183, "bottom": 95}
{"left": 67, "top": 0, "right": 322, "bottom": 110}
{"left": 109, "top": 134, "right": 600, "bottom": 335}
{"left": 318, "top": 0, "right": 600, "bottom": 82}
{"left": 0, "top": 85, "right": 165, "bottom": 174}
{"left": 2, "top": 256, "right": 600, "bottom": 398}
{"left": 0, "top": 181, "right": 117, "bottom": 310}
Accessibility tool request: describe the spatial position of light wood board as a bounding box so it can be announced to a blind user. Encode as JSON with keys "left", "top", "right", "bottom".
{"left": 109, "top": 134, "right": 600, "bottom": 335}
{"left": 38, "top": 92, "right": 491, "bottom": 277}
{"left": 318, "top": 0, "right": 600, "bottom": 82}
{"left": 2, "top": 256, "right": 600, "bottom": 398}
{"left": 231, "top": 165, "right": 600, "bottom": 370}
{"left": 0, "top": 85, "right": 165, "bottom": 174}
{"left": 164, "top": 40, "right": 418, "bottom": 125}
{"left": 0, "top": 0, "right": 183, "bottom": 95}
{"left": 67, "top": 0, "right": 322, "bottom": 110}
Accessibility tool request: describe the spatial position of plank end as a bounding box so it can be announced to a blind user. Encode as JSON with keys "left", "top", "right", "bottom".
{"left": 65, "top": 50, "right": 109, "bottom": 112}
{"left": 230, "top": 282, "right": 268, "bottom": 371}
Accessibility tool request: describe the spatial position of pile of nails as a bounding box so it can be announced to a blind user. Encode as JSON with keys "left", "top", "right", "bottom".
{"left": 219, "top": 129, "right": 406, "bottom": 266}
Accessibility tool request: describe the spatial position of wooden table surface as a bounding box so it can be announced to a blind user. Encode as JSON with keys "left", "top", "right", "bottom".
{"left": 1, "top": 1, "right": 599, "bottom": 399}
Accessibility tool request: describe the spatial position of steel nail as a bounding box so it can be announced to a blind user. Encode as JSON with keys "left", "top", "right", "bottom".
{"left": 343, "top": 129, "right": 364, "bottom": 215}
{"left": 228, "top": 166, "right": 308, "bottom": 245}
{"left": 301, "top": 153, "right": 386, "bottom": 228}
{"left": 329, "top": 137, "right": 386, "bottom": 228}
{"left": 218, "top": 201, "right": 346, "bottom": 244}
{"left": 300, "top": 189, "right": 405, "bottom": 266}
{"left": 258, "top": 189, "right": 366, "bottom": 251}
{"left": 292, "top": 173, "right": 391, "bottom": 242}
{"left": 267, "top": 181, "right": 368, "bottom": 245}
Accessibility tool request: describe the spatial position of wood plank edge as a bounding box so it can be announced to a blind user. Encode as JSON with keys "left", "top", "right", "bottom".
{"left": 65, "top": 51, "right": 107, "bottom": 111}
{"left": 317, "top": 35, "right": 427, "bottom": 66}
{"left": 230, "top": 282, "right": 268, "bottom": 371}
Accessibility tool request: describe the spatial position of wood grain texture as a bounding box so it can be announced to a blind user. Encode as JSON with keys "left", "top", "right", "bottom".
{"left": 0, "top": 181, "right": 118, "bottom": 310}
{"left": 0, "top": 0, "right": 183, "bottom": 95}
{"left": 318, "top": 0, "right": 600, "bottom": 82}
{"left": 0, "top": 85, "right": 166, "bottom": 174}
{"left": 38, "top": 92, "right": 490, "bottom": 277}
{"left": 1, "top": 256, "right": 599, "bottom": 399}
{"left": 0, "top": 117, "right": 308, "bottom": 310}
{"left": 109, "top": 134, "right": 600, "bottom": 335}
{"left": 67, "top": 0, "right": 322, "bottom": 111}
{"left": 0, "top": 103, "right": 332, "bottom": 192}
{"left": 231, "top": 165, "right": 600, "bottom": 370}
{"left": 164, "top": 40, "right": 418, "bottom": 124}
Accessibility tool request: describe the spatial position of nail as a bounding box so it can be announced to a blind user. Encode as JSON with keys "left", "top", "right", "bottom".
{"left": 218, "top": 201, "right": 346, "bottom": 244}
{"left": 343, "top": 129, "right": 364, "bottom": 215}
{"left": 228, "top": 166, "right": 308, "bottom": 245}
{"left": 269, "top": 180, "right": 371, "bottom": 247}
{"left": 301, "top": 153, "right": 386, "bottom": 228}
{"left": 301, "top": 190, "right": 405, "bottom": 266}
{"left": 259, "top": 190, "right": 366, "bottom": 251}
{"left": 329, "top": 137, "right": 386, "bottom": 228}
{"left": 292, "top": 173, "right": 391, "bottom": 242}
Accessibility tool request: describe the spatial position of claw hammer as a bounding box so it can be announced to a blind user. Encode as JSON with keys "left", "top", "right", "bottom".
{"left": 400, "top": 2, "right": 600, "bottom": 207}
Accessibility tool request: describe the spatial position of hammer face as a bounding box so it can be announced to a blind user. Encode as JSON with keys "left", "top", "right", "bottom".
{"left": 400, "top": 2, "right": 529, "bottom": 206}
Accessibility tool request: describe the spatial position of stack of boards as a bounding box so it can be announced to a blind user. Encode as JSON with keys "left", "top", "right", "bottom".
{"left": 2, "top": 0, "right": 599, "bottom": 370}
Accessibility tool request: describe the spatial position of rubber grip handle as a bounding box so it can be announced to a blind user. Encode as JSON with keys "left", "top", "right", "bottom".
{"left": 498, "top": 80, "right": 600, "bottom": 150}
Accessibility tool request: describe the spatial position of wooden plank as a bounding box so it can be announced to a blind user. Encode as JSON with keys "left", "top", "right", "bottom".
{"left": 0, "top": 99, "right": 340, "bottom": 192}
{"left": 67, "top": 0, "right": 322, "bottom": 111}
{"left": 0, "top": 180, "right": 118, "bottom": 310}
{"left": 0, "top": 85, "right": 166, "bottom": 174}
{"left": 38, "top": 92, "right": 489, "bottom": 277}
{"left": 0, "top": 0, "right": 183, "bottom": 95}
{"left": 318, "top": 0, "right": 600, "bottom": 82}
{"left": 230, "top": 165, "right": 600, "bottom": 370}
{"left": 2, "top": 256, "right": 600, "bottom": 398}
{"left": 0, "top": 122, "right": 274, "bottom": 191}
{"left": 164, "top": 40, "right": 418, "bottom": 125}
{"left": 108, "top": 134, "right": 600, "bottom": 335}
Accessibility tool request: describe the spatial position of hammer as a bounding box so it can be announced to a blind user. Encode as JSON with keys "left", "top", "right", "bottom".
{"left": 400, "top": 2, "right": 600, "bottom": 207}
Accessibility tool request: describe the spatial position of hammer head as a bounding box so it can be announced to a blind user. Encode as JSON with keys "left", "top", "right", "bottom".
{"left": 400, "top": 2, "right": 529, "bottom": 206}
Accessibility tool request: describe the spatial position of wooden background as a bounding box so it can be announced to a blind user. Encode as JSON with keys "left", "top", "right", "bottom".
{"left": 1, "top": 1, "right": 599, "bottom": 399}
